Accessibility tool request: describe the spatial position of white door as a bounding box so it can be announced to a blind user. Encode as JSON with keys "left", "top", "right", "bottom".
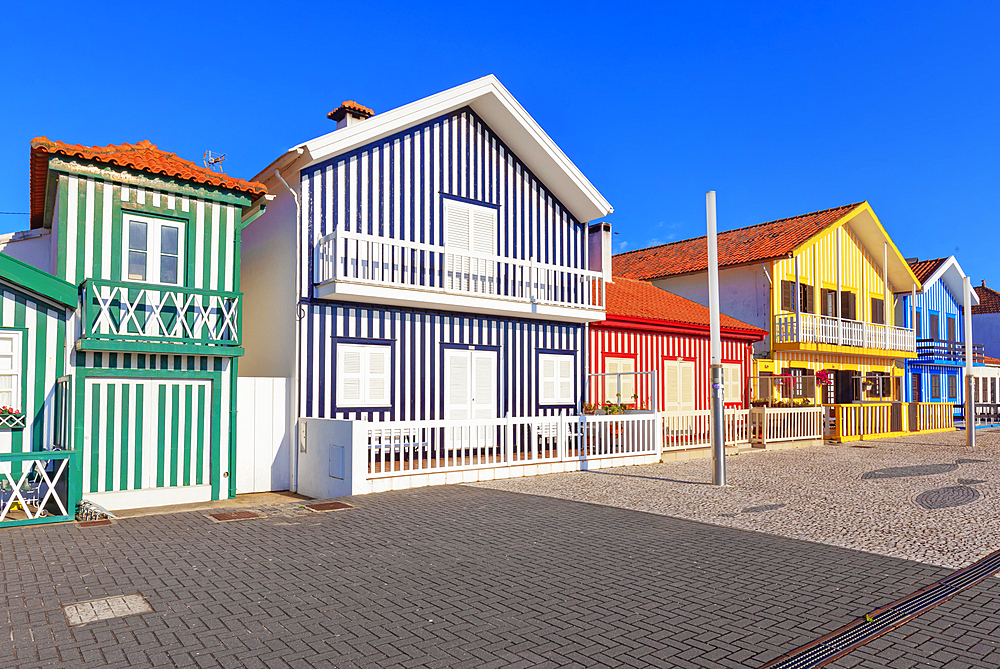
{"left": 444, "top": 349, "right": 498, "bottom": 450}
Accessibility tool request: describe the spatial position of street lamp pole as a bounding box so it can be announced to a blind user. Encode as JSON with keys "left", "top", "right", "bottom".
{"left": 707, "top": 191, "right": 725, "bottom": 486}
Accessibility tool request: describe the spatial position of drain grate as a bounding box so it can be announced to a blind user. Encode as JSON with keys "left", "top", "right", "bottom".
{"left": 207, "top": 510, "right": 262, "bottom": 522}
{"left": 63, "top": 594, "right": 152, "bottom": 626}
{"left": 759, "top": 548, "right": 1000, "bottom": 669}
{"left": 915, "top": 485, "right": 980, "bottom": 510}
{"left": 305, "top": 501, "right": 355, "bottom": 512}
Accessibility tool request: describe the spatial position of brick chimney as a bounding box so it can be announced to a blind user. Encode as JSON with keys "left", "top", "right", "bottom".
{"left": 327, "top": 101, "right": 374, "bottom": 130}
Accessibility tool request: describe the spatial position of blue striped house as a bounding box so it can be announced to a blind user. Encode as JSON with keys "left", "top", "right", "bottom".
{"left": 896, "top": 256, "right": 983, "bottom": 407}
{"left": 0, "top": 138, "right": 268, "bottom": 517}
{"left": 241, "top": 77, "right": 613, "bottom": 490}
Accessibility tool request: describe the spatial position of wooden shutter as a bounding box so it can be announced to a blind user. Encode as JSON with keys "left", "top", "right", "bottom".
{"left": 915, "top": 310, "right": 922, "bottom": 338}
{"left": 801, "top": 284, "right": 814, "bottom": 314}
{"left": 445, "top": 351, "right": 470, "bottom": 420}
{"left": 338, "top": 347, "right": 364, "bottom": 404}
{"left": 471, "top": 206, "right": 496, "bottom": 256}
{"left": 540, "top": 355, "right": 557, "bottom": 405}
{"left": 472, "top": 352, "right": 496, "bottom": 419}
{"left": 929, "top": 313, "right": 939, "bottom": 339}
{"left": 724, "top": 364, "right": 741, "bottom": 403}
{"left": 871, "top": 298, "right": 884, "bottom": 324}
{"left": 842, "top": 291, "right": 856, "bottom": 320}
{"left": 947, "top": 316, "right": 956, "bottom": 342}
{"left": 664, "top": 361, "right": 680, "bottom": 412}
{"left": 931, "top": 374, "right": 941, "bottom": 400}
{"left": 366, "top": 347, "right": 389, "bottom": 405}
{"left": 948, "top": 374, "right": 957, "bottom": 400}
{"left": 445, "top": 200, "right": 471, "bottom": 251}
{"left": 781, "top": 281, "right": 795, "bottom": 311}
{"left": 558, "top": 357, "right": 574, "bottom": 404}
{"left": 680, "top": 362, "right": 695, "bottom": 411}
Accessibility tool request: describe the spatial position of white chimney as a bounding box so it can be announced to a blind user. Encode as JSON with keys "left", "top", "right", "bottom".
{"left": 588, "top": 222, "right": 613, "bottom": 284}
{"left": 327, "top": 101, "right": 374, "bottom": 129}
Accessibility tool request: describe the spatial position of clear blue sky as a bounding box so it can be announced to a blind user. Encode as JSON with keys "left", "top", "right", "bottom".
{"left": 3, "top": 1, "right": 998, "bottom": 288}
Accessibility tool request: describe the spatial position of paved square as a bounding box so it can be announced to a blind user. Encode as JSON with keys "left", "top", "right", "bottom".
{"left": 475, "top": 428, "right": 1000, "bottom": 569}
{"left": 1, "top": 479, "right": 998, "bottom": 668}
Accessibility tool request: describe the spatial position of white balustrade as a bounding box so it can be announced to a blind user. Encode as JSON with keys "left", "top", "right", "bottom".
{"left": 315, "top": 230, "right": 605, "bottom": 311}
{"left": 772, "top": 313, "right": 914, "bottom": 352}
{"left": 659, "top": 409, "right": 751, "bottom": 450}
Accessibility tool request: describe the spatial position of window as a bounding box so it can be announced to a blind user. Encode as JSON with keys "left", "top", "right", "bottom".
{"left": 928, "top": 313, "right": 939, "bottom": 340}
{"left": 915, "top": 309, "right": 922, "bottom": 338}
{"left": 785, "top": 367, "right": 812, "bottom": 399}
{"left": 444, "top": 198, "right": 496, "bottom": 256}
{"left": 780, "top": 281, "right": 813, "bottom": 313}
{"left": 336, "top": 344, "right": 391, "bottom": 408}
{"left": 604, "top": 357, "right": 635, "bottom": 404}
{"left": 0, "top": 331, "right": 22, "bottom": 411}
{"left": 663, "top": 360, "right": 695, "bottom": 412}
{"left": 840, "top": 291, "right": 857, "bottom": 320}
{"left": 946, "top": 316, "right": 956, "bottom": 342}
{"left": 866, "top": 372, "right": 891, "bottom": 398}
{"left": 539, "top": 353, "right": 574, "bottom": 406}
{"left": 723, "top": 363, "right": 742, "bottom": 404}
{"left": 931, "top": 373, "right": 941, "bottom": 400}
{"left": 780, "top": 280, "right": 794, "bottom": 312}
{"left": 947, "top": 374, "right": 957, "bottom": 400}
{"left": 871, "top": 298, "right": 885, "bottom": 325}
{"left": 820, "top": 289, "right": 838, "bottom": 317}
{"left": 123, "top": 214, "right": 184, "bottom": 286}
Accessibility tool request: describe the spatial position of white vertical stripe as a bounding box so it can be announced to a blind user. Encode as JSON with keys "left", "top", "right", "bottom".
{"left": 194, "top": 201, "right": 205, "bottom": 290}
{"left": 224, "top": 206, "right": 235, "bottom": 292}
{"left": 101, "top": 182, "right": 113, "bottom": 280}
{"left": 66, "top": 176, "right": 79, "bottom": 282}
{"left": 210, "top": 203, "right": 221, "bottom": 291}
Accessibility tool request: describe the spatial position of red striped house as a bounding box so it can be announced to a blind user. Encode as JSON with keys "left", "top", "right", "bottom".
{"left": 588, "top": 278, "right": 766, "bottom": 412}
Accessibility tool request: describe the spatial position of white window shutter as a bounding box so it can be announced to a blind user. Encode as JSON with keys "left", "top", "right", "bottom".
{"left": 473, "top": 352, "right": 496, "bottom": 419}
{"left": 605, "top": 358, "right": 620, "bottom": 403}
{"left": 664, "top": 362, "right": 680, "bottom": 412}
{"left": 446, "top": 352, "right": 469, "bottom": 420}
{"left": 471, "top": 207, "right": 496, "bottom": 256}
{"left": 367, "top": 348, "right": 389, "bottom": 405}
{"left": 680, "top": 362, "right": 695, "bottom": 411}
{"left": 445, "top": 200, "right": 471, "bottom": 251}
{"left": 339, "top": 349, "right": 364, "bottom": 404}
{"left": 558, "top": 358, "right": 574, "bottom": 404}
{"left": 540, "top": 356, "right": 557, "bottom": 404}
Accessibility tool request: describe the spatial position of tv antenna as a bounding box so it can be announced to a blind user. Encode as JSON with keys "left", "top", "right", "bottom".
{"left": 203, "top": 150, "right": 227, "bottom": 172}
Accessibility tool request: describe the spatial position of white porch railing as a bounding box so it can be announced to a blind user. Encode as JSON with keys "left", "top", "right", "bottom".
{"left": 315, "top": 230, "right": 605, "bottom": 311}
{"left": 659, "top": 410, "right": 751, "bottom": 449}
{"left": 773, "top": 313, "right": 914, "bottom": 352}
{"left": 366, "top": 412, "right": 657, "bottom": 478}
{"left": 749, "top": 406, "right": 824, "bottom": 444}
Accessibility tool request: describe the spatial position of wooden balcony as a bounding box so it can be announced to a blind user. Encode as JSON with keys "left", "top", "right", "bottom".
{"left": 773, "top": 313, "right": 916, "bottom": 355}
{"left": 313, "top": 230, "right": 606, "bottom": 322}
{"left": 79, "top": 279, "right": 242, "bottom": 355}
{"left": 915, "top": 339, "right": 985, "bottom": 364}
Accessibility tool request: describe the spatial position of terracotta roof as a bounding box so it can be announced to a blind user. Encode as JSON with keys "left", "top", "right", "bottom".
{"left": 973, "top": 283, "right": 1000, "bottom": 314}
{"left": 612, "top": 202, "right": 865, "bottom": 280}
{"left": 907, "top": 257, "right": 948, "bottom": 284}
{"left": 604, "top": 276, "right": 765, "bottom": 335}
{"left": 983, "top": 356, "right": 1000, "bottom": 365}
{"left": 30, "top": 137, "right": 266, "bottom": 228}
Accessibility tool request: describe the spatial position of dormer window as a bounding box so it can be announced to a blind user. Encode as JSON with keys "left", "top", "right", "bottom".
{"left": 124, "top": 214, "right": 184, "bottom": 286}
{"left": 444, "top": 197, "right": 497, "bottom": 256}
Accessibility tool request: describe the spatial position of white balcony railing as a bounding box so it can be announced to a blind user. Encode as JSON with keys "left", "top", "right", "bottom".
{"left": 315, "top": 230, "right": 605, "bottom": 311}
{"left": 773, "top": 313, "right": 915, "bottom": 352}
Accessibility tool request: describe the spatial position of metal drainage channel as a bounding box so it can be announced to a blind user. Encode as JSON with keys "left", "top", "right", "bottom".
{"left": 760, "top": 548, "right": 1000, "bottom": 669}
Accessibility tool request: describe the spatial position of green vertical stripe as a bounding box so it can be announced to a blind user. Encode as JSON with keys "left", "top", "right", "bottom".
{"left": 31, "top": 308, "right": 48, "bottom": 452}
{"left": 157, "top": 384, "right": 166, "bottom": 488}
{"left": 56, "top": 177, "right": 69, "bottom": 279}
{"left": 104, "top": 383, "right": 116, "bottom": 492}
{"left": 134, "top": 383, "right": 144, "bottom": 489}
{"left": 183, "top": 384, "right": 193, "bottom": 486}
{"left": 170, "top": 383, "right": 180, "bottom": 487}
{"left": 90, "top": 383, "right": 101, "bottom": 493}
{"left": 120, "top": 384, "right": 130, "bottom": 491}
{"left": 11, "top": 296, "right": 26, "bottom": 466}
{"left": 196, "top": 385, "right": 206, "bottom": 485}
{"left": 75, "top": 178, "right": 86, "bottom": 286}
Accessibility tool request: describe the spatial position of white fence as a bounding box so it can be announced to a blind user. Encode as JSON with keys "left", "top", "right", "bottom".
{"left": 660, "top": 407, "right": 823, "bottom": 450}
{"left": 314, "top": 230, "right": 606, "bottom": 311}
{"left": 773, "top": 313, "right": 914, "bottom": 352}
{"left": 298, "top": 411, "right": 659, "bottom": 498}
{"left": 236, "top": 377, "right": 291, "bottom": 494}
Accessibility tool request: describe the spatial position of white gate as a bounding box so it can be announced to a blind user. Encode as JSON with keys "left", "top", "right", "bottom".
{"left": 236, "top": 377, "right": 291, "bottom": 494}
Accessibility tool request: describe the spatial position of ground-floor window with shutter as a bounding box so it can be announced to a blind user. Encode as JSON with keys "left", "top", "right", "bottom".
{"left": 538, "top": 353, "right": 575, "bottom": 407}
{"left": 663, "top": 360, "right": 695, "bottom": 412}
{"left": 336, "top": 343, "right": 392, "bottom": 409}
{"left": 0, "top": 330, "right": 23, "bottom": 416}
{"left": 947, "top": 374, "right": 957, "bottom": 400}
{"left": 931, "top": 373, "right": 941, "bottom": 400}
{"left": 603, "top": 357, "right": 636, "bottom": 406}
{"left": 722, "top": 363, "right": 743, "bottom": 404}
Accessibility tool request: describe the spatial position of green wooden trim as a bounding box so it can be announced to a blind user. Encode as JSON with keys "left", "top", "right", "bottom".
{"left": 237, "top": 203, "right": 266, "bottom": 231}
{"left": 49, "top": 157, "right": 254, "bottom": 207}
{"left": 75, "top": 180, "right": 86, "bottom": 286}
{"left": 70, "top": 371, "right": 85, "bottom": 511}
{"left": 157, "top": 383, "right": 166, "bottom": 488}
{"left": 228, "top": 358, "right": 238, "bottom": 498}
{"left": 0, "top": 255, "right": 77, "bottom": 308}
{"left": 120, "top": 383, "right": 130, "bottom": 491}
{"left": 76, "top": 339, "right": 244, "bottom": 357}
{"left": 104, "top": 383, "right": 116, "bottom": 491}
{"left": 134, "top": 382, "right": 144, "bottom": 488}
{"left": 83, "top": 278, "right": 240, "bottom": 299}
{"left": 0, "top": 514, "right": 75, "bottom": 528}
{"left": 56, "top": 177, "right": 69, "bottom": 280}
{"left": 31, "top": 314, "right": 47, "bottom": 451}
{"left": 0, "top": 450, "right": 74, "bottom": 462}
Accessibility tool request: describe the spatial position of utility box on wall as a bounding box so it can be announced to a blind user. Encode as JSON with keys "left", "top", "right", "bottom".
{"left": 297, "top": 419, "right": 368, "bottom": 499}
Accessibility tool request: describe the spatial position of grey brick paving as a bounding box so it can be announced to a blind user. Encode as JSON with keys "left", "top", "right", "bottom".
{"left": 1, "top": 485, "right": 998, "bottom": 668}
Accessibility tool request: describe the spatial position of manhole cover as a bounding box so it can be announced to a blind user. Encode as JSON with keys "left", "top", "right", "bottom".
{"left": 915, "top": 485, "right": 981, "bottom": 510}
{"left": 63, "top": 594, "right": 152, "bottom": 626}
{"left": 207, "top": 510, "right": 262, "bottom": 522}
{"left": 306, "top": 501, "right": 355, "bottom": 512}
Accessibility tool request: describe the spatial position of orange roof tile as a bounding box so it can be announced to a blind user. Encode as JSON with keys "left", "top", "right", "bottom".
{"left": 327, "top": 100, "right": 375, "bottom": 122}
{"left": 612, "top": 202, "right": 865, "bottom": 280}
{"left": 604, "top": 276, "right": 765, "bottom": 335}
{"left": 983, "top": 355, "right": 1000, "bottom": 365}
{"left": 30, "top": 137, "right": 266, "bottom": 228}
{"left": 973, "top": 283, "right": 1000, "bottom": 315}
{"left": 907, "top": 257, "right": 948, "bottom": 284}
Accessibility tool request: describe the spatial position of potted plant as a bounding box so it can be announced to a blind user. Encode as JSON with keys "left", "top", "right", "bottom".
{"left": 582, "top": 402, "right": 597, "bottom": 415}
{"left": 0, "top": 406, "right": 24, "bottom": 429}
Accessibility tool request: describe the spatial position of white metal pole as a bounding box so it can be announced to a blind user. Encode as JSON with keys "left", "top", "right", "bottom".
{"left": 964, "top": 276, "right": 976, "bottom": 446}
{"left": 707, "top": 191, "right": 725, "bottom": 486}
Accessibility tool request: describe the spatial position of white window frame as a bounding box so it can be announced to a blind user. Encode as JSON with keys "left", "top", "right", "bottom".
{"left": 0, "top": 330, "right": 23, "bottom": 412}
{"left": 538, "top": 353, "right": 575, "bottom": 406}
{"left": 604, "top": 356, "right": 636, "bottom": 405}
{"left": 336, "top": 343, "right": 391, "bottom": 408}
{"left": 121, "top": 213, "right": 186, "bottom": 286}
{"left": 443, "top": 197, "right": 498, "bottom": 257}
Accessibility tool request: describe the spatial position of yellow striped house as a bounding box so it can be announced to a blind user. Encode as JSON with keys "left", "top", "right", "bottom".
{"left": 612, "top": 202, "right": 922, "bottom": 407}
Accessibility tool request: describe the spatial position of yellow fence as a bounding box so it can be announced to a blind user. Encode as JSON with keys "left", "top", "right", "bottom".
{"left": 825, "top": 402, "right": 954, "bottom": 442}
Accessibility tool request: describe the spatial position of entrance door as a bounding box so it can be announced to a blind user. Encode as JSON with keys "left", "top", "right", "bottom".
{"left": 83, "top": 378, "right": 213, "bottom": 508}
{"left": 444, "top": 349, "right": 498, "bottom": 451}
{"left": 911, "top": 373, "right": 921, "bottom": 403}
{"left": 835, "top": 370, "right": 854, "bottom": 404}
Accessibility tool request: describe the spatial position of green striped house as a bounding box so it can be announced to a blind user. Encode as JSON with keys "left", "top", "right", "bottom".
{"left": 0, "top": 138, "right": 267, "bottom": 517}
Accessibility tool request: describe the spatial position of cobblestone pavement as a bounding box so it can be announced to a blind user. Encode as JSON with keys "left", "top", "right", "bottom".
{"left": 474, "top": 429, "right": 1000, "bottom": 570}
{"left": 2, "top": 485, "right": 998, "bottom": 668}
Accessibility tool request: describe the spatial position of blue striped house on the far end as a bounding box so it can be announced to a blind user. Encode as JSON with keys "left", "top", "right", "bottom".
{"left": 0, "top": 138, "right": 268, "bottom": 518}
{"left": 896, "top": 256, "right": 983, "bottom": 408}
{"left": 240, "top": 76, "right": 615, "bottom": 495}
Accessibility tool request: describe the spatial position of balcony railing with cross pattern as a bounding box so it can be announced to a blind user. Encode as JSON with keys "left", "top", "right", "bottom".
{"left": 80, "top": 279, "right": 241, "bottom": 352}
